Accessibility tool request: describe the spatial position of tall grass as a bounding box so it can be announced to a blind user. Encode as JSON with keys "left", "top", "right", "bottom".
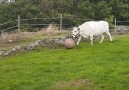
{"left": 0, "top": 35, "right": 129, "bottom": 90}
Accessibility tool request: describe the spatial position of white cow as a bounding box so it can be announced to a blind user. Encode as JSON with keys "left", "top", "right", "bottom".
{"left": 71, "top": 21, "right": 112, "bottom": 45}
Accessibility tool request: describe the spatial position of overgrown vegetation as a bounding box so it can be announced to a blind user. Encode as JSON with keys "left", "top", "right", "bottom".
{"left": 0, "top": 24, "right": 69, "bottom": 50}
{"left": 0, "top": 0, "right": 129, "bottom": 32}
{"left": 0, "top": 35, "right": 129, "bottom": 90}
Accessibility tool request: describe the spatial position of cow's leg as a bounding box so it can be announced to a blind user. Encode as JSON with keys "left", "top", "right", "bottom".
{"left": 90, "top": 35, "right": 93, "bottom": 45}
{"left": 99, "top": 35, "right": 104, "bottom": 43}
{"left": 77, "top": 35, "right": 82, "bottom": 45}
{"left": 106, "top": 32, "right": 112, "bottom": 42}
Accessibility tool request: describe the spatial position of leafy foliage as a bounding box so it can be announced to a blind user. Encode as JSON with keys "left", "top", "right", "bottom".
{"left": 0, "top": 0, "right": 129, "bottom": 31}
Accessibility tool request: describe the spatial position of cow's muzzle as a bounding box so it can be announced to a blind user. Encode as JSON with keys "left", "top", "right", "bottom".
{"left": 70, "top": 33, "right": 80, "bottom": 38}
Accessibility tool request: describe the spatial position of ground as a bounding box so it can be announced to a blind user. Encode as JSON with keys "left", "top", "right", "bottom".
{"left": 0, "top": 35, "right": 129, "bottom": 90}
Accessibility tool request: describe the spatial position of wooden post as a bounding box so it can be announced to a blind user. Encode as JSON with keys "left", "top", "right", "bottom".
{"left": 1, "top": 30, "right": 4, "bottom": 39}
{"left": 115, "top": 18, "right": 117, "bottom": 33}
{"left": 18, "top": 15, "right": 20, "bottom": 32}
{"left": 60, "top": 14, "right": 62, "bottom": 30}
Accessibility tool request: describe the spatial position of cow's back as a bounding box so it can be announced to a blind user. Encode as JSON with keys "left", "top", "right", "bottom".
{"left": 79, "top": 21, "right": 109, "bottom": 36}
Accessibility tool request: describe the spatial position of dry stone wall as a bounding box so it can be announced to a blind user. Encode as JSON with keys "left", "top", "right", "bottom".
{"left": 0, "top": 36, "right": 67, "bottom": 56}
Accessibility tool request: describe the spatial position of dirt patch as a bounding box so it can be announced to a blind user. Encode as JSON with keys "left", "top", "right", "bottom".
{"left": 49, "top": 79, "right": 92, "bottom": 90}
{"left": 0, "top": 32, "right": 36, "bottom": 44}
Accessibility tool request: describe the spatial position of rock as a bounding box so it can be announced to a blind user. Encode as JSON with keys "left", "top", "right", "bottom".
{"left": 11, "top": 48, "right": 17, "bottom": 52}
{"left": 34, "top": 40, "right": 40, "bottom": 46}
{"left": 0, "top": 51, "right": 4, "bottom": 55}
{"left": 7, "top": 50, "right": 12, "bottom": 54}
{"left": 3, "top": 52, "right": 9, "bottom": 56}
{"left": 8, "top": 39, "right": 13, "bottom": 43}
{"left": 26, "top": 43, "right": 35, "bottom": 50}
{"left": 15, "top": 46, "right": 21, "bottom": 50}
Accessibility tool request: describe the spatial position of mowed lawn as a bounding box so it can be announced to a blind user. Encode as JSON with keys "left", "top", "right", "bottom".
{"left": 0, "top": 35, "right": 129, "bottom": 90}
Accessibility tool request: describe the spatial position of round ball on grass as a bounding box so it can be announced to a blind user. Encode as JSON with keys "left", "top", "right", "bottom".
{"left": 64, "top": 38, "right": 75, "bottom": 49}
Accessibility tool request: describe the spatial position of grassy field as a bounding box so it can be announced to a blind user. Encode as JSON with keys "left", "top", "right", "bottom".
{"left": 0, "top": 35, "right": 129, "bottom": 90}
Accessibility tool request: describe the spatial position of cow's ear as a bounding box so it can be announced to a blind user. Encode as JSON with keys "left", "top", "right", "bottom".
{"left": 77, "top": 28, "right": 80, "bottom": 31}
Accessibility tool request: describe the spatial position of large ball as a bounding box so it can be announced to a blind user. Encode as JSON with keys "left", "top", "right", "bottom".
{"left": 64, "top": 38, "right": 75, "bottom": 49}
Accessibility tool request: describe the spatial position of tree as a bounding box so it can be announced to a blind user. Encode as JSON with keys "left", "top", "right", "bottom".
{"left": 78, "top": 0, "right": 94, "bottom": 19}
{"left": 94, "top": 1, "right": 111, "bottom": 20}
{"left": 0, "top": 0, "right": 129, "bottom": 31}
{"left": 109, "top": 0, "right": 129, "bottom": 20}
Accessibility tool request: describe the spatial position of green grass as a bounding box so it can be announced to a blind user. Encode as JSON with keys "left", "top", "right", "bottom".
{"left": 0, "top": 35, "right": 129, "bottom": 90}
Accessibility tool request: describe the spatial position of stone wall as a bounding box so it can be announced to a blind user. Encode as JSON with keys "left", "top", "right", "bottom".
{"left": 0, "top": 36, "right": 67, "bottom": 56}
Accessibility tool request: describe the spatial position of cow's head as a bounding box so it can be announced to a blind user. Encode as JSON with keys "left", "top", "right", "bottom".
{"left": 71, "top": 27, "right": 80, "bottom": 38}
